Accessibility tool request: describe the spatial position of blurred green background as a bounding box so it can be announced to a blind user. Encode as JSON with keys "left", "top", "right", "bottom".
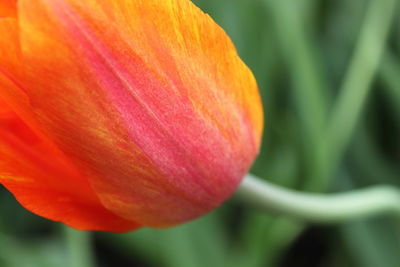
{"left": 1, "top": 0, "right": 400, "bottom": 266}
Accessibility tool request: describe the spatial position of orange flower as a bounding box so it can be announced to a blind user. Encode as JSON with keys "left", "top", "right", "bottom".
{"left": 0, "top": 0, "right": 263, "bottom": 232}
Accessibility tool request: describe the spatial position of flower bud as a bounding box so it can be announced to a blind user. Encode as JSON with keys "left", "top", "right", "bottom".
{"left": 0, "top": 0, "right": 263, "bottom": 232}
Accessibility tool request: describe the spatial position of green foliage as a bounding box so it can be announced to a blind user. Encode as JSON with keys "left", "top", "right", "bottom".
{"left": 1, "top": 0, "right": 399, "bottom": 266}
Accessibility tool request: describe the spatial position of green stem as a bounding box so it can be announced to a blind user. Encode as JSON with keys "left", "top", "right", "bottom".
{"left": 265, "top": 0, "right": 330, "bottom": 194}
{"left": 64, "top": 226, "right": 95, "bottom": 267}
{"left": 236, "top": 174, "right": 400, "bottom": 223}
{"left": 310, "top": 0, "right": 397, "bottom": 190}
{"left": 266, "top": 0, "right": 328, "bottom": 145}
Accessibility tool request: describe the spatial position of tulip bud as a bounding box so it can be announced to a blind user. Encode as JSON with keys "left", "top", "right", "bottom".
{"left": 0, "top": 0, "right": 263, "bottom": 232}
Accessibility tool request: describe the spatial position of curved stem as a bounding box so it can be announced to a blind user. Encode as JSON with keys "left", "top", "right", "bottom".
{"left": 236, "top": 174, "right": 400, "bottom": 223}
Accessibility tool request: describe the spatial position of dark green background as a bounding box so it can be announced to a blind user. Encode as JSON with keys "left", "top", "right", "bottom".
{"left": 1, "top": 0, "right": 399, "bottom": 266}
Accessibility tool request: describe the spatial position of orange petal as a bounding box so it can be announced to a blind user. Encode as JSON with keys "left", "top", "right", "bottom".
{"left": 16, "top": 0, "right": 263, "bottom": 227}
{"left": 0, "top": 20, "right": 138, "bottom": 231}
{"left": 0, "top": 95, "right": 139, "bottom": 232}
{"left": 0, "top": 16, "right": 19, "bottom": 79}
{"left": 0, "top": 0, "right": 17, "bottom": 18}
